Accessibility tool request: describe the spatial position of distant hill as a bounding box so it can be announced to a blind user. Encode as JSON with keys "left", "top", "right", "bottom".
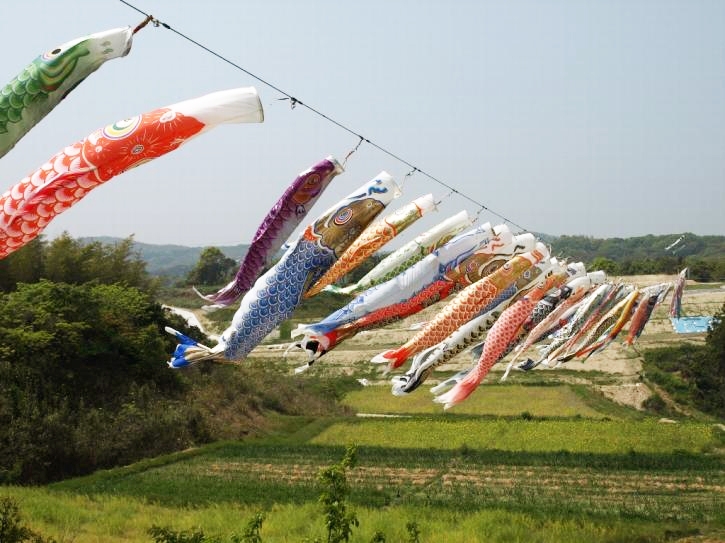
{"left": 82, "top": 232, "right": 724, "bottom": 279}
{"left": 79, "top": 237, "right": 249, "bottom": 277}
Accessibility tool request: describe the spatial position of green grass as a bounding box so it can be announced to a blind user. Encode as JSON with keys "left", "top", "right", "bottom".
{"left": 309, "top": 418, "right": 718, "bottom": 454}
{"left": 343, "top": 384, "right": 609, "bottom": 418}
{"left": 4, "top": 486, "right": 715, "bottom": 543}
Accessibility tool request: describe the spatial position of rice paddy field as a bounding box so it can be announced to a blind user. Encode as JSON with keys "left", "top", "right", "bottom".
{"left": 4, "top": 384, "right": 724, "bottom": 542}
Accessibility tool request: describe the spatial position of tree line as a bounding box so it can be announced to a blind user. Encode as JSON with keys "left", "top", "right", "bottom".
{"left": 542, "top": 232, "right": 725, "bottom": 281}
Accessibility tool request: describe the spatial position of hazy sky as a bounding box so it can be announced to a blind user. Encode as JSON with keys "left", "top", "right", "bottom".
{"left": 1, "top": 0, "right": 723, "bottom": 248}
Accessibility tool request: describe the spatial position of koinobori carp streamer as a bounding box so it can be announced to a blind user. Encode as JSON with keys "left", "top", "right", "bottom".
{"left": 372, "top": 241, "right": 549, "bottom": 370}
{"left": 303, "top": 193, "right": 436, "bottom": 298}
{"left": 0, "top": 26, "right": 134, "bottom": 159}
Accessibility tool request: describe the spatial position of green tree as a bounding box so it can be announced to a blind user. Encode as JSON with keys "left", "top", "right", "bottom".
{"left": 186, "top": 247, "right": 236, "bottom": 286}
{"left": 686, "top": 258, "right": 715, "bottom": 282}
{"left": 0, "top": 281, "right": 200, "bottom": 483}
{"left": 643, "top": 303, "right": 725, "bottom": 418}
{"left": 589, "top": 256, "right": 619, "bottom": 276}
{"left": 43, "top": 234, "right": 155, "bottom": 293}
{"left": 317, "top": 445, "right": 359, "bottom": 543}
{"left": 0, "top": 238, "right": 45, "bottom": 292}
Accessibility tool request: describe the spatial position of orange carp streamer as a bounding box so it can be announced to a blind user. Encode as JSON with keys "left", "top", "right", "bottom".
{"left": 0, "top": 87, "right": 263, "bottom": 258}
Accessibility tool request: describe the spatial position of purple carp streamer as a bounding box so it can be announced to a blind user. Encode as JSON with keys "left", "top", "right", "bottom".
{"left": 1, "top": 27, "right": 134, "bottom": 159}
{"left": 167, "top": 172, "right": 400, "bottom": 367}
{"left": 326, "top": 210, "right": 472, "bottom": 295}
{"left": 1, "top": 87, "right": 264, "bottom": 259}
{"left": 194, "top": 156, "right": 343, "bottom": 308}
{"left": 303, "top": 193, "right": 435, "bottom": 298}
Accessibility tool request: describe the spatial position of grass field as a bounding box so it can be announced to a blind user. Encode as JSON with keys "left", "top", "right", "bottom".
{"left": 9, "top": 395, "right": 717, "bottom": 542}
{"left": 342, "top": 383, "right": 617, "bottom": 417}
{"left": 5, "top": 485, "right": 712, "bottom": 543}
{"left": 309, "top": 417, "right": 720, "bottom": 454}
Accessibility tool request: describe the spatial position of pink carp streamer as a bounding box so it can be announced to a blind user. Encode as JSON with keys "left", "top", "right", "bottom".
{"left": 433, "top": 257, "right": 567, "bottom": 409}
{"left": 372, "top": 242, "right": 549, "bottom": 370}
{"left": 303, "top": 193, "right": 435, "bottom": 298}
{"left": 0, "top": 87, "right": 264, "bottom": 259}
{"left": 623, "top": 282, "right": 671, "bottom": 346}
{"left": 326, "top": 210, "right": 472, "bottom": 295}
{"left": 498, "top": 261, "right": 573, "bottom": 379}
{"left": 194, "top": 156, "right": 343, "bottom": 308}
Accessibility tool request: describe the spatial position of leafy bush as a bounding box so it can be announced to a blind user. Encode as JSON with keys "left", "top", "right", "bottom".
{"left": 641, "top": 393, "right": 667, "bottom": 414}
{"left": 0, "top": 281, "right": 211, "bottom": 483}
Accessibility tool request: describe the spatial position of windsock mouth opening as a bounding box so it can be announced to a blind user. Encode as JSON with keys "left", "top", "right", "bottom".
{"left": 325, "top": 155, "right": 345, "bottom": 175}
{"left": 371, "top": 351, "right": 395, "bottom": 364}
{"left": 517, "top": 358, "right": 538, "bottom": 371}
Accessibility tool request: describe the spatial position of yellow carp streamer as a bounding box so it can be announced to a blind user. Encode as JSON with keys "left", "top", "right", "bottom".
{"left": 304, "top": 193, "right": 433, "bottom": 298}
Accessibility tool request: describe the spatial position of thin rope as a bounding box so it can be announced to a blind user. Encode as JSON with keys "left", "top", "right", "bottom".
{"left": 132, "top": 14, "right": 153, "bottom": 34}
{"left": 399, "top": 167, "right": 417, "bottom": 190}
{"left": 342, "top": 136, "right": 364, "bottom": 168}
{"left": 117, "top": 0, "right": 530, "bottom": 233}
{"left": 434, "top": 188, "right": 454, "bottom": 206}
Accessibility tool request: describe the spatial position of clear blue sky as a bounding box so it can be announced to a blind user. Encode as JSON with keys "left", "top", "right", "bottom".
{"left": 1, "top": 0, "right": 723, "bottom": 247}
